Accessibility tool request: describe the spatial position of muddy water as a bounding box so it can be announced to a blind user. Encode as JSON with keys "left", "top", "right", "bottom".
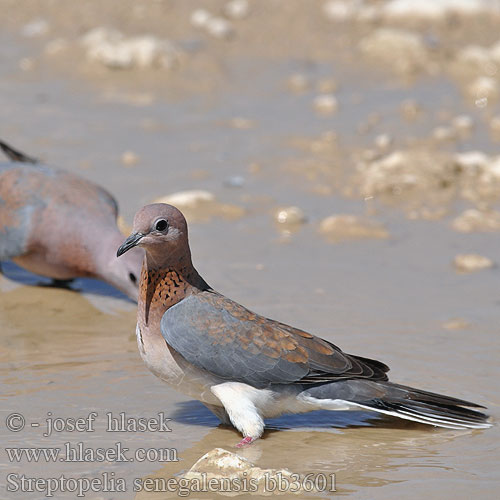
{"left": 0, "top": 10, "right": 499, "bottom": 500}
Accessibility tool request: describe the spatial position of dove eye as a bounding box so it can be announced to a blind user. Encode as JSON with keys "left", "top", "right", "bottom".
{"left": 154, "top": 219, "right": 168, "bottom": 232}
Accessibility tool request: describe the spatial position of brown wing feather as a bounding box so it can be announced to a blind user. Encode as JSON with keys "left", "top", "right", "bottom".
{"left": 163, "top": 290, "right": 389, "bottom": 387}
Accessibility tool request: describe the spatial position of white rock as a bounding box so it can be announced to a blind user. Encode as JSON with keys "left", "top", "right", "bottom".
{"left": 454, "top": 254, "right": 494, "bottom": 272}
{"left": 156, "top": 190, "right": 215, "bottom": 209}
{"left": 454, "top": 151, "right": 489, "bottom": 173}
{"left": 274, "top": 206, "right": 307, "bottom": 226}
{"left": 323, "top": 1, "right": 357, "bottom": 21}
{"left": 442, "top": 318, "right": 472, "bottom": 330}
{"left": 475, "top": 97, "right": 489, "bottom": 108}
{"left": 487, "top": 157, "right": 500, "bottom": 177}
{"left": 468, "top": 76, "right": 499, "bottom": 100}
{"left": 81, "top": 27, "right": 178, "bottom": 69}
{"left": 452, "top": 114, "right": 474, "bottom": 132}
{"left": 224, "top": 0, "right": 250, "bottom": 20}
{"left": 121, "top": 151, "right": 140, "bottom": 166}
{"left": 359, "top": 29, "right": 428, "bottom": 74}
{"left": 183, "top": 448, "right": 311, "bottom": 496}
{"left": 313, "top": 94, "right": 338, "bottom": 115}
{"left": 206, "top": 17, "right": 234, "bottom": 39}
{"left": 432, "top": 126, "right": 456, "bottom": 142}
{"left": 229, "top": 117, "right": 255, "bottom": 129}
{"left": 153, "top": 191, "right": 244, "bottom": 222}
{"left": 190, "top": 9, "right": 212, "bottom": 28}
{"left": 81, "top": 27, "right": 123, "bottom": 48}
{"left": 224, "top": 175, "right": 245, "bottom": 188}
{"left": 374, "top": 134, "right": 392, "bottom": 151}
{"left": 319, "top": 215, "right": 389, "bottom": 242}
{"left": 21, "top": 18, "right": 49, "bottom": 38}
{"left": 452, "top": 209, "right": 500, "bottom": 232}
{"left": 383, "top": 0, "right": 495, "bottom": 19}
{"left": 457, "top": 45, "right": 492, "bottom": 67}
{"left": 356, "top": 149, "right": 459, "bottom": 202}
{"left": 357, "top": 5, "right": 381, "bottom": 21}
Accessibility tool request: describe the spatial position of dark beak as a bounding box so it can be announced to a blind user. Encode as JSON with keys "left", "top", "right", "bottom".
{"left": 117, "top": 232, "right": 144, "bottom": 257}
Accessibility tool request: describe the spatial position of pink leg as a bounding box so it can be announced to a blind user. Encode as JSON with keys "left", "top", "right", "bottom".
{"left": 235, "top": 436, "right": 255, "bottom": 448}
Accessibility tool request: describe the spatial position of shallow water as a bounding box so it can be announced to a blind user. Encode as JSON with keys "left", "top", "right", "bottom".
{"left": 0, "top": 8, "right": 499, "bottom": 499}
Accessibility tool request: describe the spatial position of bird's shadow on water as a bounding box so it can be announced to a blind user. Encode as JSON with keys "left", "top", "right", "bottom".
{"left": 0, "top": 260, "right": 132, "bottom": 301}
{"left": 171, "top": 399, "right": 424, "bottom": 431}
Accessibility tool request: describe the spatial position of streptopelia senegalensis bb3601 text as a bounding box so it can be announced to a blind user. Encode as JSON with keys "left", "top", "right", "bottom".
{"left": 0, "top": 140, "right": 143, "bottom": 301}
{"left": 118, "top": 203, "right": 491, "bottom": 447}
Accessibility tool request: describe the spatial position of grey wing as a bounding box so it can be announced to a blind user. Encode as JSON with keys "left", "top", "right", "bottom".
{"left": 161, "top": 291, "right": 389, "bottom": 388}
{"left": 161, "top": 293, "right": 308, "bottom": 387}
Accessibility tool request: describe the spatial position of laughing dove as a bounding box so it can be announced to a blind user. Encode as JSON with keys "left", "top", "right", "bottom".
{"left": 0, "top": 139, "right": 143, "bottom": 301}
{"left": 118, "top": 203, "right": 491, "bottom": 446}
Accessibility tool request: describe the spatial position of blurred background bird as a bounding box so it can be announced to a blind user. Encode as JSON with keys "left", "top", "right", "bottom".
{"left": 0, "top": 139, "right": 143, "bottom": 301}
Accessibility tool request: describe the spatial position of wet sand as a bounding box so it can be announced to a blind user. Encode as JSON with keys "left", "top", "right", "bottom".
{"left": 0, "top": 1, "right": 499, "bottom": 498}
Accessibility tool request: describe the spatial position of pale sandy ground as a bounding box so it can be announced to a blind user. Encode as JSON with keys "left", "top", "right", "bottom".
{"left": 0, "top": 1, "right": 499, "bottom": 499}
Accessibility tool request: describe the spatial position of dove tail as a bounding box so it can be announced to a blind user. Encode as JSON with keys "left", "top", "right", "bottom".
{"left": 304, "top": 380, "right": 491, "bottom": 430}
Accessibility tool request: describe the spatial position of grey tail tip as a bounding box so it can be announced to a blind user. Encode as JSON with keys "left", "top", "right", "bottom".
{"left": 360, "top": 384, "right": 492, "bottom": 430}
{"left": 0, "top": 139, "right": 38, "bottom": 164}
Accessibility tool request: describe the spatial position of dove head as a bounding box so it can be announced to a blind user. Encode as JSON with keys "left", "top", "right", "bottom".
{"left": 117, "top": 204, "right": 191, "bottom": 268}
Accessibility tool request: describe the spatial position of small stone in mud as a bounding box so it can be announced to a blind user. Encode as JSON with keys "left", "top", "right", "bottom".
{"left": 356, "top": 149, "right": 456, "bottom": 203}
{"left": 229, "top": 117, "right": 255, "bottom": 129}
{"left": 374, "top": 133, "right": 393, "bottom": 151}
{"left": 81, "top": 27, "right": 178, "bottom": 70}
{"left": 121, "top": 151, "right": 140, "bottom": 167}
{"left": 224, "top": 175, "right": 245, "bottom": 188}
{"left": 206, "top": 17, "right": 234, "bottom": 40}
{"left": 190, "top": 9, "right": 211, "bottom": 28}
{"left": 287, "top": 73, "right": 310, "bottom": 93}
{"left": 319, "top": 215, "right": 389, "bottom": 243}
{"left": 183, "top": 448, "right": 310, "bottom": 496}
{"left": 453, "top": 254, "right": 494, "bottom": 272}
{"left": 359, "top": 28, "right": 429, "bottom": 75}
{"left": 452, "top": 115, "right": 474, "bottom": 133}
{"left": 313, "top": 94, "right": 338, "bottom": 115}
{"left": 467, "top": 76, "right": 499, "bottom": 102}
{"left": 452, "top": 209, "right": 500, "bottom": 232}
{"left": 322, "top": 0, "right": 358, "bottom": 21}
{"left": 224, "top": 0, "right": 250, "bottom": 20}
{"left": 383, "top": 0, "right": 496, "bottom": 19}
{"left": 432, "top": 126, "right": 456, "bottom": 142}
{"left": 442, "top": 318, "right": 472, "bottom": 331}
{"left": 274, "top": 206, "right": 307, "bottom": 228}
{"left": 153, "top": 190, "right": 245, "bottom": 222}
{"left": 22, "top": 18, "right": 49, "bottom": 38}
{"left": 155, "top": 189, "right": 215, "bottom": 208}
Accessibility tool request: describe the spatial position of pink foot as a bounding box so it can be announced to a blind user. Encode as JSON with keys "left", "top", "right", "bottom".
{"left": 236, "top": 436, "right": 255, "bottom": 448}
